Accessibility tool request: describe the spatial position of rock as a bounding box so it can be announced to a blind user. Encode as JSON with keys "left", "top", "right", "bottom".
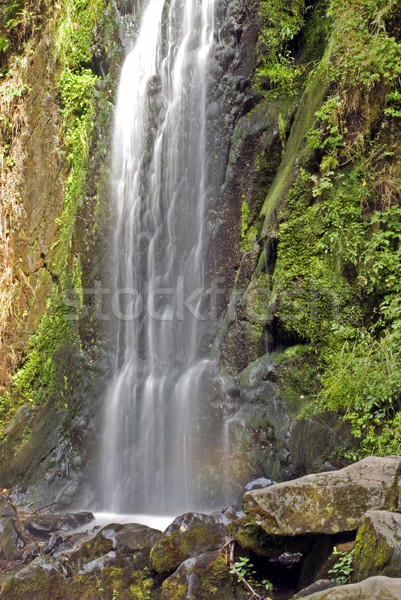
{"left": 100, "top": 522, "right": 161, "bottom": 553}
{"left": 22, "top": 511, "right": 94, "bottom": 538}
{"left": 295, "top": 579, "right": 341, "bottom": 597}
{"left": 0, "top": 553, "right": 156, "bottom": 600}
{"left": 298, "top": 576, "right": 401, "bottom": 599}
{"left": 69, "top": 522, "right": 161, "bottom": 572}
{"left": 0, "top": 557, "right": 65, "bottom": 600}
{"left": 150, "top": 512, "right": 230, "bottom": 573}
{"left": 0, "top": 517, "right": 25, "bottom": 561}
{"left": 161, "top": 551, "right": 247, "bottom": 600}
{"left": 352, "top": 510, "right": 401, "bottom": 580}
{"left": 243, "top": 457, "right": 401, "bottom": 536}
{"left": 0, "top": 500, "right": 16, "bottom": 518}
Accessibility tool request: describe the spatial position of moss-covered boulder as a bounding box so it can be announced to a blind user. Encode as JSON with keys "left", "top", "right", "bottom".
{"left": 69, "top": 522, "right": 161, "bottom": 571}
{"left": 0, "top": 557, "right": 65, "bottom": 600}
{"left": 0, "top": 554, "right": 157, "bottom": 600}
{"left": 161, "top": 551, "right": 247, "bottom": 600}
{"left": 352, "top": 510, "right": 401, "bottom": 581}
{"left": 299, "top": 576, "right": 401, "bottom": 600}
{"left": 243, "top": 457, "right": 401, "bottom": 536}
{"left": 150, "top": 513, "right": 231, "bottom": 573}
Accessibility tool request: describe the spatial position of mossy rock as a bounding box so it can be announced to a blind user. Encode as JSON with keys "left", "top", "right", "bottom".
{"left": 243, "top": 457, "right": 401, "bottom": 537}
{"left": 0, "top": 555, "right": 158, "bottom": 600}
{"left": 161, "top": 551, "right": 247, "bottom": 600}
{"left": 0, "top": 557, "right": 66, "bottom": 600}
{"left": 150, "top": 513, "right": 228, "bottom": 573}
{"left": 352, "top": 510, "right": 401, "bottom": 581}
{"left": 69, "top": 522, "right": 161, "bottom": 571}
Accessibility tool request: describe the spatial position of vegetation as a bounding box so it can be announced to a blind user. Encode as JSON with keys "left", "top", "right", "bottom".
{"left": 264, "top": 0, "right": 401, "bottom": 458}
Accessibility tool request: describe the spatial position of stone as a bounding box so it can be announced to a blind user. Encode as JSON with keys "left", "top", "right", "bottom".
{"left": 295, "top": 579, "right": 341, "bottom": 597}
{"left": 100, "top": 522, "right": 161, "bottom": 553}
{"left": 161, "top": 551, "right": 247, "bottom": 600}
{"left": 243, "top": 457, "right": 401, "bottom": 536}
{"left": 69, "top": 522, "right": 161, "bottom": 572}
{"left": 0, "top": 553, "right": 156, "bottom": 600}
{"left": 0, "top": 517, "right": 25, "bottom": 561}
{"left": 22, "top": 511, "right": 94, "bottom": 538}
{"left": 0, "top": 557, "right": 65, "bottom": 600}
{"left": 150, "top": 512, "right": 231, "bottom": 573}
{"left": 0, "top": 500, "right": 16, "bottom": 519}
{"left": 298, "top": 576, "right": 401, "bottom": 599}
{"left": 352, "top": 510, "right": 401, "bottom": 580}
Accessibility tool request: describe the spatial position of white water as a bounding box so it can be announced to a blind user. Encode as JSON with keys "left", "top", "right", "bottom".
{"left": 102, "top": 0, "right": 217, "bottom": 514}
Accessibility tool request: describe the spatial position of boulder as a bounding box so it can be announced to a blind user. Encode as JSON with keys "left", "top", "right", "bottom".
{"left": 243, "top": 457, "right": 401, "bottom": 536}
{"left": 22, "top": 511, "right": 94, "bottom": 538}
{"left": 161, "top": 551, "right": 247, "bottom": 600}
{"left": 69, "top": 522, "right": 161, "bottom": 571}
{"left": 298, "top": 576, "right": 401, "bottom": 599}
{"left": 0, "top": 517, "right": 25, "bottom": 561}
{"left": 0, "top": 554, "right": 156, "bottom": 600}
{"left": 295, "top": 579, "right": 341, "bottom": 597}
{"left": 150, "top": 512, "right": 232, "bottom": 573}
{"left": 0, "top": 557, "right": 65, "bottom": 600}
{"left": 352, "top": 510, "right": 401, "bottom": 580}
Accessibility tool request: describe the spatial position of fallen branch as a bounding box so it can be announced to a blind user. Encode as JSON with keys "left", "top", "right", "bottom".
{"left": 225, "top": 537, "right": 271, "bottom": 600}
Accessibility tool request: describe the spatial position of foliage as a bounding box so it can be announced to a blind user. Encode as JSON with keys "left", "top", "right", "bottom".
{"left": 328, "top": 548, "right": 354, "bottom": 584}
{"left": 229, "top": 556, "right": 273, "bottom": 599}
{"left": 0, "top": 0, "right": 108, "bottom": 424}
{"left": 267, "top": 0, "right": 401, "bottom": 458}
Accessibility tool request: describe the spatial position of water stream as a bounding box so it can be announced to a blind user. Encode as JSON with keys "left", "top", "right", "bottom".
{"left": 102, "top": 0, "right": 218, "bottom": 515}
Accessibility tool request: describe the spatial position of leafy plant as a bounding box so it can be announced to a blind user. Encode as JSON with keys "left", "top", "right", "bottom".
{"left": 230, "top": 556, "right": 273, "bottom": 599}
{"left": 328, "top": 548, "right": 354, "bottom": 584}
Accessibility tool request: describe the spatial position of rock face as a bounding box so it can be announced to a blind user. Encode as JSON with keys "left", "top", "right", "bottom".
{"left": 352, "top": 510, "right": 401, "bottom": 581}
{"left": 150, "top": 512, "right": 231, "bottom": 573}
{"left": 301, "top": 576, "right": 401, "bottom": 600}
{"left": 243, "top": 457, "right": 401, "bottom": 536}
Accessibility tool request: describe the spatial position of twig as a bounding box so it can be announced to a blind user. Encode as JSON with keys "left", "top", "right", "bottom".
{"left": 227, "top": 537, "right": 268, "bottom": 600}
{"left": 30, "top": 501, "right": 57, "bottom": 516}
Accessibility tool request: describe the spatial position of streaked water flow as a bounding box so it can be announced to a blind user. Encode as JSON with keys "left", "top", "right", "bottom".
{"left": 102, "top": 0, "right": 216, "bottom": 514}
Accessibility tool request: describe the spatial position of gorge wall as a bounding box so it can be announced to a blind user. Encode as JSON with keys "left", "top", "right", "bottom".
{"left": 0, "top": 0, "right": 400, "bottom": 510}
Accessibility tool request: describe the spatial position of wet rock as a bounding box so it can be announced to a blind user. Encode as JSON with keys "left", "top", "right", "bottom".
{"left": 0, "top": 517, "right": 25, "bottom": 561}
{"left": 0, "top": 500, "right": 16, "bottom": 519}
{"left": 0, "top": 557, "right": 65, "bottom": 600}
{"left": 352, "top": 510, "right": 401, "bottom": 580}
{"left": 243, "top": 457, "right": 401, "bottom": 536}
{"left": 299, "top": 576, "right": 401, "bottom": 599}
{"left": 22, "top": 511, "right": 94, "bottom": 538}
{"left": 150, "top": 513, "right": 230, "bottom": 573}
{"left": 161, "top": 551, "right": 247, "bottom": 600}
{"left": 100, "top": 522, "right": 161, "bottom": 553}
{"left": 295, "top": 579, "right": 341, "bottom": 597}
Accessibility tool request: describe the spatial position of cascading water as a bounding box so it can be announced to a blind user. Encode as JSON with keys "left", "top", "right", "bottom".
{"left": 102, "top": 0, "right": 218, "bottom": 515}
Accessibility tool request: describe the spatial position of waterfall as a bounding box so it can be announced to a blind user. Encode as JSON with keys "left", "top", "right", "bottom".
{"left": 102, "top": 0, "right": 218, "bottom": 515}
